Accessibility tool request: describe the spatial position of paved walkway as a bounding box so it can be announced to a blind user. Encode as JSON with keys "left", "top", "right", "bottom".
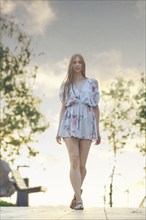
{"left": 0, "top": 206, "right": 145, "bottom": 220}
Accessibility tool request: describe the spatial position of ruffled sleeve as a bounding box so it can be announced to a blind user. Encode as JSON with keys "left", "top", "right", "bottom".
{"left": 89, "top": 79, "right": 100, "bottom": 107}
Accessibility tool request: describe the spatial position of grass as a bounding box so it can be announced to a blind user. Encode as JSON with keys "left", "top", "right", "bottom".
{"left": 0, "top": 200, "right": 16, "bottom": 206}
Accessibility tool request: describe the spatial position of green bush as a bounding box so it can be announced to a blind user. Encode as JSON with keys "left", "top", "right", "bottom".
{"left": 0, "top": 200, "right": 16, "bottom": 206}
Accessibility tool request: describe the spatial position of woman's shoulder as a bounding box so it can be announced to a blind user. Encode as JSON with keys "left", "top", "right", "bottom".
{"left": 88, "top": 78, "right": 99, "bottom": 88}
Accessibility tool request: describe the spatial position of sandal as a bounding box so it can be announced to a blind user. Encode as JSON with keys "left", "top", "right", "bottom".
{"left": 70, "top": 189, "right": 83, "bottom": 209}
{"left": 74, "top": 201, "right": 84, "bottom": 210}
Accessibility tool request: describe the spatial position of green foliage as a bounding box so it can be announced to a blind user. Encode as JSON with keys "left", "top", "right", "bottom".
{"left": 101, "top": 77, "right": 135, "bottom": 155}
{"left": 0, "top": 200, "right": 16, "bottom": 206}
{"left": 134, "top": 73, "right": 146, "bottom": 155}
{"left": 134, "top": 73, "right": 145, "bottom": 131}
{"left": 0, "top": 16, "right": 49, "bottom": 162}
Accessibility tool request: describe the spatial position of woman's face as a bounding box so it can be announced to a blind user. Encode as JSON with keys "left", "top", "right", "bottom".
{"left": 72, "top": 56, "right": 83, "bottom": 74}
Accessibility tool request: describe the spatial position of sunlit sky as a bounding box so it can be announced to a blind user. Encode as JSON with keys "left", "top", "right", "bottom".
{"left": 1, "top": 0, "right": 145, "bottom": 207}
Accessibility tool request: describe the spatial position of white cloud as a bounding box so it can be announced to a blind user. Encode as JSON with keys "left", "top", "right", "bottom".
{"left": 1, "top": 0, "right": 16, "bottom": 13}
{"left": 34, "top": 58, "right": 68, "bottom": 97}
{"left": 35, "top": 67, "right": 61, "bottom": 97}
{"left": 89, "top": 50, "right": 140, "bottom": 87}
{"left": 93, "top": 50, "right": 122, "bottom": 66}
{"left": 1, "top": 0, "right": 56, "bottom": 35}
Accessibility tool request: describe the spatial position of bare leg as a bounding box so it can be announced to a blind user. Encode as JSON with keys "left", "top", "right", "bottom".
{"left": 64, "top": 137, "right": 82, "bottom": 202}
{"left": 79, "top": 139, "right": 92, "bottom": 186}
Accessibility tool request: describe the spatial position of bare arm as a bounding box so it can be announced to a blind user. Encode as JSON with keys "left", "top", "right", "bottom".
{"left": 93, "top": 105, "right": 101, "bottom": 145}
{"left": 93, "top": 105, "right": 100, "bottom": 133}
{"left": 92, "top": 78, "right": 101, "bottom": 145}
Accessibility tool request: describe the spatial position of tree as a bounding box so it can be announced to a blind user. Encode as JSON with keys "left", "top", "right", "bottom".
{"left": 134, "top": 72, "right": 146, "bottom": 155}
{"left": 133, "top": 72, "right": 146, "bottom": 208}
{"left": 0, "top": 16, "right": 49, "bottom": 162}
{"left": 101, "top": 77, "right": 135, "bottom": 207}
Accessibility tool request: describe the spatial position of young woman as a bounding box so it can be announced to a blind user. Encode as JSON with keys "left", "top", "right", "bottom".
{"left": 56, "top": 54, "right": 101, "bottom": 210}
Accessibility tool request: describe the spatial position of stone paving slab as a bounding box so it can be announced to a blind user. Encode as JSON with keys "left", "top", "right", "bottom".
{"left": 105, "top": 208, "right": 145, "bottom": 220}
{"left": 0, "top": 206, "right": 145, "bottom": 220}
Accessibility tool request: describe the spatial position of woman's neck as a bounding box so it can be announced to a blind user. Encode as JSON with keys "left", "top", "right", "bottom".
{"left": 73, "top": 74, "right": 85, "bottom": 81}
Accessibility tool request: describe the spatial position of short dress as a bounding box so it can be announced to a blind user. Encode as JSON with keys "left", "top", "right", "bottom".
{"left": 58, "top": 78, "right": 100, "bottom": 140}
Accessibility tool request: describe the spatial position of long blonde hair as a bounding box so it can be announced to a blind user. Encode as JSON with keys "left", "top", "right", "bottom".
{"left": 63, "top": 54, "right": 86, "bottom": 102}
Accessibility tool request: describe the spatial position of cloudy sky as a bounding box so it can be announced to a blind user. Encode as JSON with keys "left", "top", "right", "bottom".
{"left": 1, "top": 0, "right": 145, "bottom": 207}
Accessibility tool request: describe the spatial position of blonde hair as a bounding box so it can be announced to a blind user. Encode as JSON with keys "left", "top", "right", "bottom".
{"left": 63, "top": 54, "right": 86, "bottom": 102}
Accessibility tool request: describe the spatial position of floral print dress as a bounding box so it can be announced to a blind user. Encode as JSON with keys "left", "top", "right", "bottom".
{"left": 58, "top": 78, "right": 100, "bottom": 140}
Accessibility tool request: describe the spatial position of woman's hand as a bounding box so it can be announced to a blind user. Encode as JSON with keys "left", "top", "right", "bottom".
{"left": 56, "top": 135, "right": 62, "bottom": 144}
{"left": 95, "top": 134, "right": 101, "bottom": 145}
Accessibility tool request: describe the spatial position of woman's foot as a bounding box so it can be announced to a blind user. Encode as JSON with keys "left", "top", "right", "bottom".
{"left": 70, "top": 189, "right": 83, "bottom": 209}
{"left": 74, "top": 201, "right": 84, "bottom": 210}
{"left": 70, "top": 195, "right": 76, "bottom": 209}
